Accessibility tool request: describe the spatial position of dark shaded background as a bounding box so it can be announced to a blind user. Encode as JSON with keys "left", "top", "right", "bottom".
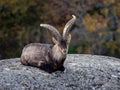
{"left": 0, "top": 0, "right": 120, "bottom": 59}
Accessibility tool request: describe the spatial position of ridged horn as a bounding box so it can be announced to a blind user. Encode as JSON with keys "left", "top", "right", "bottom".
{"left": 63, "top": 15, "right": 76, "bottom": 40}
{"left": 40, "top": 24, "right": 61, "bottom": 41}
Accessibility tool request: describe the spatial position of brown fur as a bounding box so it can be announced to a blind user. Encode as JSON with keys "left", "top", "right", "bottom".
{"left": 21, "top": 43, "right": 66, "bottom": 73}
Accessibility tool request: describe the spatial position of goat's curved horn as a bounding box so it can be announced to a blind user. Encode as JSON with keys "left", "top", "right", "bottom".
{"left": 40, "top": 24, "right": 61, "bottom": 41}
{"left": 63, "top": 15, "right": 76, "bottom": 40}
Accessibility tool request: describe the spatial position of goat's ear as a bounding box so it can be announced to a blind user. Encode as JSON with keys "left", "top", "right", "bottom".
{"left": 67, "top": 34, "right": 71, "bottom": 44}
{"left": 52, "top": 37, "right": 59, "bottom": 44}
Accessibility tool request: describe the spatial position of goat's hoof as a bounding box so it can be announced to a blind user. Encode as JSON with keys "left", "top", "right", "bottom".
{"left": 59, "top": 66, "right": 65, "bottom": 71}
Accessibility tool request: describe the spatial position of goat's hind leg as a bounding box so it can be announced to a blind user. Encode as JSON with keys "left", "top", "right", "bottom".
{"left": 21, "top": 56, "right": 28, "bottom": 65}
{"left": 21, "top": 57, "right": 54, "bottom": 73}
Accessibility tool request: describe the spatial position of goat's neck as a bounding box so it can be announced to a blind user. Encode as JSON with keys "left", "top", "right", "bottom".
{"left": 52, "top": 45, "right": 65, "bottom": 61}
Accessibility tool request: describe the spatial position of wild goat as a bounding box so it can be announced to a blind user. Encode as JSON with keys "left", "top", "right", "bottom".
{"left": 21, "top": 15, "right": 76, "bottom": 73}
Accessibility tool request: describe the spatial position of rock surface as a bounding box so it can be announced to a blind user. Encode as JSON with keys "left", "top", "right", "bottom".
{"left": 0, "top": 54, "right": 120, "bottom": 90}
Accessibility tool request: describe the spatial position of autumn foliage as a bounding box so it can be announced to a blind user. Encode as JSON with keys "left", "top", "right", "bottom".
{"left": 0, "top": 0, "right": 120, "bottom": 59}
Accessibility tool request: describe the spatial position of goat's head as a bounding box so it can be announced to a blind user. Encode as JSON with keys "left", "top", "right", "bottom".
{"left": 40, "top": 15, "right": 76, "bottom": 56}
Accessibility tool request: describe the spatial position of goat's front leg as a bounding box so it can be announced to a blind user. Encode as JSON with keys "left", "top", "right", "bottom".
{"left": 38, "top": 61, "right": 54, "bottom": 73}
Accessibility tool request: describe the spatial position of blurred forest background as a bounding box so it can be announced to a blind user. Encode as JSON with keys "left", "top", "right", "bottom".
{"left": 0, "top": 0, "right": 120, "bottom": 59}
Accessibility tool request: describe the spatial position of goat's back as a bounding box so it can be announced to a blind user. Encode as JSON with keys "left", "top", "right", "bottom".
{"left": 21, "top": 43, "right": 53, "bottom": 65}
